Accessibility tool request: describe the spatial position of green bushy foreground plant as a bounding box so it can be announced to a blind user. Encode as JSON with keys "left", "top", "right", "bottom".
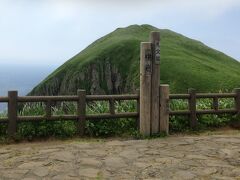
{"left": 0, "top": 98, "right": 239, "bottom": 140}
{"left": 170, "top": 98, "right": 238, "bottom": 132}
{"left": 0, "top": 101, "right": 138, "bottom": 139}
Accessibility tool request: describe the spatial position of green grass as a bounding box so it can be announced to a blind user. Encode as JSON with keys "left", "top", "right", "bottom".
{"left": 30, "top": 24, "right": 240, "bottom": 96}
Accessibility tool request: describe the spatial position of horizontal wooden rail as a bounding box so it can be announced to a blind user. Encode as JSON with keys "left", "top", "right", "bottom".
{"left": 196, "top": 93, "right": 236, "bottom": 98}
{"left": 18, "top": 96, "right": 78, "bottom": 102}
{"left": 169, "top": 110, "right": 190, "bottom": 115}
{"left": 18, "top": 115, "right": 78, "bottom": 122}
{"left": 0, "top": 112, "right": 139, "bottom": 124}
{"left": 14, "top": 94, "right": 139, "bottom": 102}
{"left": 170, "top": 93, "right": 236, "bottom": 100}
{"left": 170, "top": 94, "right": 190, "bottom": 99}
{"left": 0, "top": 97, "right": 8, "bottom": 102}
{"left": 170, "top": 109, "right": 237, "bottom": 115}
{"left": 86, "top": 112, "right": 138, "bottom": 120}
{"left": 196, "top": 109, "right": 237, "bottom": 114}
{"left": 86, "top": 94, "right": 139, "bottom": 101}
{"left": 0, "top": 118, "right": 8, "bottom": 123}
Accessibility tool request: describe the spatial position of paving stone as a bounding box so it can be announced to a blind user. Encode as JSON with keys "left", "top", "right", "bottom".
{"left": 133, "top": 162, "right": 152, "bottom": 168}
{"left": 211, "top": 175, "right": 236, "bottom": 180}
{"left": 104, "top": 157, "right": 127, "bottom": 169}
{"left": 52, "top": 174, "right": 80, "bottom": 180}
{"left": 38, "top": 148, "right": 60, "bottom": 154}
{"left": 1, "top": 169, "right": 29, "bottom": 179}
{"left": 80, "top": 158, "right": 102, "bottom": 167}
{"left": 185, "top": 154, "right": 209, "bottom": 160}
{"left": 33, "top": 167, "right": 49, "bottom": 177}
{"left": 215, "top": 138, "right": 240, "bottom": 143}
{"left": 18, "top": 161, "right": 45, "bottom": 169}
{"left": 78, "top": 168, "right": 100, "bottom": 178}
{"left": 174, "top": 170, "right": 196, "bottom": 179}
{"left": 155, "top": 157, "right": 180, "bottom": 164}
{"left": 203, "top": 160, "right": 234, "bottom": 168}
{"left": 119, "top": 149, "right": 140, "bottom": 160}
{"left": 160, "top": 151, "right": 185, "bottom": 158}
{"left": 51, "top": 151, "right": 75, "bottom": 162}
{"left": 105, "top": 140, "right": 126, "bottom": 146}
{"left": 0, "top": 149, "right": 11, "bottom": 155}
{"left": 84, "top": 149, "right": 106, "bottom": 157}
{"left": 192, "top": 167, "right": 218, "bottom": 176}
{"left": 22, "top": 178, "right": 38, "bottom": 180}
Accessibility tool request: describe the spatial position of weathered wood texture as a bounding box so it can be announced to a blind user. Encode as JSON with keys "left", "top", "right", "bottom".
{"left": 234, "top": 88, "right": 240, "bottom": 116}
{"left": 77, "top": 90, "right": 86, "bottom": 136}
{"left": 140, "top": 42, "right": 152, "bottom": 136}
{"left": 45, "top": 100, "right": 52, "bottom": 118}
{"left": 169, "top": 109, "right": 237, "bottom": 115}
{"left": 109, "top": 99, "right": 115, "bottom": 115}
{"left": 150, "top": 32, "right": 160, "bottom": 134}
{"left": 212, "top": 97, "right": 219, "bottom": 111}
{"left": 160, "top": 85, "right": 169, "bottom": 135}
{"left": 188, "top": 88, "right": 197, "bottom": 128}
{"left": 7, "top": 91, "right": 18, "bottom": 137}
{"left": 136, "top": 89, "right": 140, "bottom": 130}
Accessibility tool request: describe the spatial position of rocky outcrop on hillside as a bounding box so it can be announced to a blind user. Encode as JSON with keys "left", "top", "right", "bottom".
{"left": 30, "top": 60, "right": 131, "bottom": 96}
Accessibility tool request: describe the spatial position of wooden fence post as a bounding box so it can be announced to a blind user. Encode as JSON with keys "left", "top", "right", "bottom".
{"left": 150, "top": 31, "right": 160, "bottom": 134}
{"left": 234, "top": 88, "right": 240, "bottom": 116}
{"left": 188, "top": 88, "right": 197, "bottom": 128}
{"left": 136, "top": 89, "right": 140, "bottom": 130}
{"left": 212, "top": 97, "right": 219, "bottom": 111}
{"left": 109, "top": 98, "right": 115, "bottom": 115}
{"left": 8, "top": 91, "right": 18, "bottom": 137}
{"left": 77, "top": 89, "right": 86, "bottom": 136}
{"left": 45, "top": 100, "right": 52, "bottom": 119}
{"left": 140, "top": 42, "right": 152, "bottom": 136}
{"left": 159, "top": 85, "right": 169, "bottom": 135}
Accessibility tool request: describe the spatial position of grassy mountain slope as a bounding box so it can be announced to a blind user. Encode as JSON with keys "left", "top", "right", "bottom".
{"left": 30, "top": 24, "right": 240, "bottom": 95}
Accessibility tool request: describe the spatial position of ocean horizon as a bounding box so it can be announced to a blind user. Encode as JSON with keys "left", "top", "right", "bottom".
{"left": 0, "top": 63, "right": 56, "bottom": 112}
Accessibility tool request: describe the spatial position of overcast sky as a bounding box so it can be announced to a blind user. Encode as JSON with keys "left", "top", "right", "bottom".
{"left": 0, "top": 0, "right": 240, "bottom": 66}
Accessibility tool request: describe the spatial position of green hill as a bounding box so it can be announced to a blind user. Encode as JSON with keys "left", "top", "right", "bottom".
{"left": 30, "top": 24, "right": 240, "bottom": 95}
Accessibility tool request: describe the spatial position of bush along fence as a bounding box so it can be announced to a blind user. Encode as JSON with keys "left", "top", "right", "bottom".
{"left": 0, "top": 31, "right": 240, "bottom": 137}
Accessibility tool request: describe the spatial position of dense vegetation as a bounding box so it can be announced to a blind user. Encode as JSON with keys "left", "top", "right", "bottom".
{"left": 0, "top": 99, "right": 238, "bottom": 141}
{"left": 30, "top": 24, "right": 240, "bottom": 96}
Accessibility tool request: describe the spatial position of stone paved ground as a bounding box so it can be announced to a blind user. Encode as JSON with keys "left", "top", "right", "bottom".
{"left": 0, "top": 131, "right": 240, "bottom": 180}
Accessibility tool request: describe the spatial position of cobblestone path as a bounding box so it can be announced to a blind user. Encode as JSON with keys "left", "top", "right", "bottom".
{"left": 0, "top": 132, "right": 240, "bottom": 179}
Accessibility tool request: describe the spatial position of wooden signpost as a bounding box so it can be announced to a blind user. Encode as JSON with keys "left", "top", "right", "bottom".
{"left": 140, "top": 42, "right": 152, "bottom": 135}
{"left": 140, "top": 31, "right": 169, "bottom": 136}
{"left": 150, "top": 32, "right": 160, "bottom": 134}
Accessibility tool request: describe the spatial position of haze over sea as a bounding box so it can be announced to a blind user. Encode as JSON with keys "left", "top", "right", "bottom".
{"left": 0, "top": 63, "right": 56, "bottom": 111}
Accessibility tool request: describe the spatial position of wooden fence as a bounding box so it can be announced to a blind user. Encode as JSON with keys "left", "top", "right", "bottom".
{"left": 169, "top": 88, "right": 240, "bottom": 128}
{"left": 0, "top": 90, "right": 139, "bottom": 137}
{"left": 0, "top": 88, "right": 240, "bottom": 137}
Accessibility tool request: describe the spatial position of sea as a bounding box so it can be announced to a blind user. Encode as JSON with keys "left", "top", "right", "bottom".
{"left": 0, "top": 64, "right": 57, "bottom": 112}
